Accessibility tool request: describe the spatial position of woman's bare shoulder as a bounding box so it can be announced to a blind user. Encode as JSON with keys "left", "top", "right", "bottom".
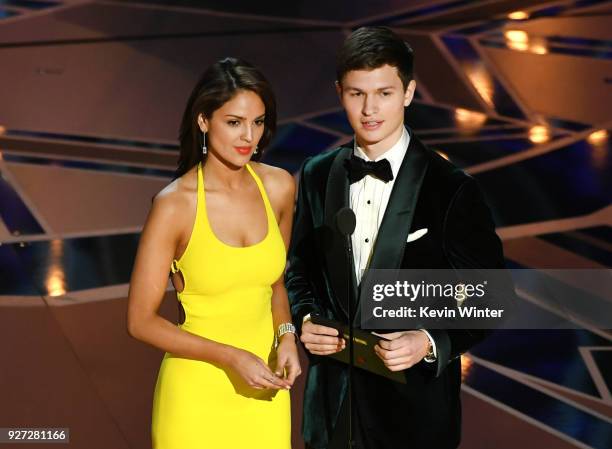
{"left": 151, "top": 167, "right": 197, "bottom": 218}
{"left": 250, "top": 161, "right": 295, "bottom": 199}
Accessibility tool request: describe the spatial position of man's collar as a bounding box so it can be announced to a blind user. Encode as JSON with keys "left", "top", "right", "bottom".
{"left": 354, "top": 126, "right": 410, "bottom": 178}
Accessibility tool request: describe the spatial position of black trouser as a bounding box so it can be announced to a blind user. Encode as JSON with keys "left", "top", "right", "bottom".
{"left": 306, "top": 394, "right": 367, "bottom": 449}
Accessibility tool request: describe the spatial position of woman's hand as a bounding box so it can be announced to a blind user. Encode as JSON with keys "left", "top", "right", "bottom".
{"left": 274, "top": 334, "right": 302, "bottom": 387}
{"left": 227, "top": 348, "right": 291, "bottom": 390}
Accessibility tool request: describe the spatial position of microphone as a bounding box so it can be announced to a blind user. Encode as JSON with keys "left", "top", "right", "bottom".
{"left": 334, "top": 207, "right": 356, "bottom": 449}
{"left": 336, "top": 207, "right": 356, "bottom": 237}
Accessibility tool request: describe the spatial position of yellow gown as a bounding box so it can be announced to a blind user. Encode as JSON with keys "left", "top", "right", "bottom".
{"left": 152, "top": 162, "right": 291, "bottom": 448}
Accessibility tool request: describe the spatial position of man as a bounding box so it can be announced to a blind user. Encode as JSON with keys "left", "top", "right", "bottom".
{"left": 286, "top": 27, "right": 506, "bottom": 449}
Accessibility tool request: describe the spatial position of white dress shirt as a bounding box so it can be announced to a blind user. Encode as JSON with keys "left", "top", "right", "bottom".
{"left": 350, "top": 126, "right": 409, "bottom": 284}
{"left": 349, "top": 127, "right": 438, "bottom": 362}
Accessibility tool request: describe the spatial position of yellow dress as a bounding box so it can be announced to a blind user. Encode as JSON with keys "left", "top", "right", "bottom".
{"left": 152, "top": 162, "right": 290, "bottom": 448}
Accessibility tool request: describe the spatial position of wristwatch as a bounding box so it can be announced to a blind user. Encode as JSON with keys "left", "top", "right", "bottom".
{"left": 424, "top": 339, "right": 436, "bottom": 362}
{"left": 419, "top": 329, "right": 437, "bottom": 363}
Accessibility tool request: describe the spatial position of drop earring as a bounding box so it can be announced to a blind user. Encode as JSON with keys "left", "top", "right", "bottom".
{"left": 202, "top": 131, "right": 207, "bottom": 155}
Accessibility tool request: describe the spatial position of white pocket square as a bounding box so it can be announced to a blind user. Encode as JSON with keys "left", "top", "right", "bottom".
{"left": 407, "top": 228, "right": 428, "bottom": 242}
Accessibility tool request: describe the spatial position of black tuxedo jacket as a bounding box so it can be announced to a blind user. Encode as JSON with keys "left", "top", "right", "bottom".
{"left": 286, "top": 133, "right": 506, "bottom": 449}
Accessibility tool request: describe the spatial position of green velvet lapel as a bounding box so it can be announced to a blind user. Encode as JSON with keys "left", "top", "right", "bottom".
{"left": 324, "top": 145, "right": 357, "bottom": 320}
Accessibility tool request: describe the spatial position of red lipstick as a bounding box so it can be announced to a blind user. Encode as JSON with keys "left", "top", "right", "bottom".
{"left": 234, "top": 146, "right": 252, "bottom": 155}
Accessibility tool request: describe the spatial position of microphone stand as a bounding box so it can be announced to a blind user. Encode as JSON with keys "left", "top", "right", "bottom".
{"left": 335, "top": 207, "right": 357, "bottom": 449}
{"left": 344, "top": 234, "right": 356, "bottom": 449}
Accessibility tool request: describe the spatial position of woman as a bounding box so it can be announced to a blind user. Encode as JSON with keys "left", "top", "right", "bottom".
{"left": 127, "top": 57, "right": 300, "bottom": 448}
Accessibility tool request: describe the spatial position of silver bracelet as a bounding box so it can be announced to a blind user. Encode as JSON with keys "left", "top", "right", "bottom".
{"left": 275, "top": 322, "right": 297, "bottom": 348}
{"left": 278, "top": 322, "right": 296, "bottom": 339}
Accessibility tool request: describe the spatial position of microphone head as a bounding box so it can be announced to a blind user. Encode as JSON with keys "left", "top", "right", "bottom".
{"left": 335, "top": 207, "right": 356, "bottom": 236}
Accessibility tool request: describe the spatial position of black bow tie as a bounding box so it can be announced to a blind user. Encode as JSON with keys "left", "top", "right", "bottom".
{"left": 344, "top": 155, "right": 394, "bottom": 184}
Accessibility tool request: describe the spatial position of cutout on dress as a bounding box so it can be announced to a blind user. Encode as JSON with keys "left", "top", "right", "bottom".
{"left": 170, "top": 265, "right": 186, "bottom": 325}
{"left": 170, "top": 269, "right": 185, "bottom": 293}
{"left": 176, "top": 299, "right": 186, "bottom": 325}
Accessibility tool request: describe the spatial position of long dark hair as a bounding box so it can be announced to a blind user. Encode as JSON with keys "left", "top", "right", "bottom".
{"left": 176, "top": 57, "right": 277, "bottom": 178}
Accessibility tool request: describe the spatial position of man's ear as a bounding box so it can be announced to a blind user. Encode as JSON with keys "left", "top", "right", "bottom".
{"left": 403, "top": 79, "right": 417, "bottom": 107}
{"left": 197, "top": 113, "right": 208, "bottom": 133}
{"left": 335, "top": 80, "right": 343, "bottom": 100}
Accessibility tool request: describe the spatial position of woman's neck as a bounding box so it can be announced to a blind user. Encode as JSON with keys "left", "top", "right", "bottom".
{"left": 202, "top": 153, "right": 251, "bottom": 190}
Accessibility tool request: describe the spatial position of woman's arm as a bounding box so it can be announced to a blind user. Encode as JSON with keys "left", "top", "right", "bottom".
{"left": 270, "top": 169, "right": 296, "bottom": 333}
{"left": 267, "top": 168, "right": 301, "bottom": 384}
{"left": 127, "top": 187, "right": 289, "bottom": 390}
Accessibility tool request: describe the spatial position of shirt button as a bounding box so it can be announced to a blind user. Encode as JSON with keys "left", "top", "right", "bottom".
{"left": 365, "top": 238, "right": 369, "bottom": 243}
{"left": 367, "top": 200, "right": 371, "bottom": 205}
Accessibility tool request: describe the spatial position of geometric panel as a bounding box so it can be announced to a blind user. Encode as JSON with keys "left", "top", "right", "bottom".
{"left": 463, "top": 362, "right": 612, "bottom": 449}
{"left": 105, "top": 0, "right": 436, "bottom": 23}
{"left": 11, "top": 233, "right": 139, "bottom": 295}
{"left": 0, "top": 218, "right": 10, "bottom": 240}
{"left": 591, "top": 349, "right": 612, "bottom": 396}
{"left": 507, "top": 16, "right": 612, "bottom": 43}
{"left": 264, "top": 123, "right": 339, "bottom": 173}
{"left": 5, "top": 162, "right": 168, "bottom": 233}
{"left": 0, "top": 31, "right": 344, "bottom": 142}
{"left": 397, "top": 32, "right": 486, "bottom": 112}
{"left": 442, "top": 35, "right": 526, "bottom": 119}
{"left": 539, "top": 230, "right": 612, "bottom": 267}
{"left": 0, "top": 164, "right": 44, "bottom": 235}
{"left": 49, "top": 292, "right": 178, "bottom": 449}
{"left": 471, "top": 328, "right": 609, "bottom": 398}
{"left": 482, "top": 47, "right": 612, "bottom": 125}
{"left": 0, "top": 1, "right": 317, "bottom": 44}
{"left": 0, "top": 243, "right": 40, "bottom": 295}
{"left": 0, "top": 299, "right": 131, "bottom": 448}
{"left": 475, "top": 139, "right": 612, "bottom": 226}
{"left": 461, "top": 388, "right": 587, "bottom": 449}
{"left": 434, "top": 138, "right": 535, "bottom": 168}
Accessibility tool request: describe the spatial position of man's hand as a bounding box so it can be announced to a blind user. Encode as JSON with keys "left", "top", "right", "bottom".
{"left": 300, "top": 321, "right": 346, "bottom": 355}
{"left": 373, "top": 330, "right": 429, "bottom": 371}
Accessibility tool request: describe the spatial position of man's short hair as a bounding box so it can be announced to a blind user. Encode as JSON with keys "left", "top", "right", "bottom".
{"left": 336, "top": 26, "right": 414, "bottom": 90}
